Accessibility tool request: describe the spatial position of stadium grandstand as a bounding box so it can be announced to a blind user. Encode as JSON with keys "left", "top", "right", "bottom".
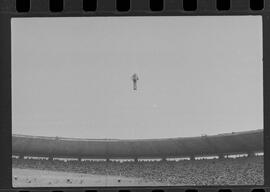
{"left": 12, "top": 129, "right": 263, "bottom": 186}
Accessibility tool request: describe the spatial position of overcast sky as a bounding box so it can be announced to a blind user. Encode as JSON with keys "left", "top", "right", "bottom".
{"left": 11, "top": 16, "right": 263, "bottom": 139}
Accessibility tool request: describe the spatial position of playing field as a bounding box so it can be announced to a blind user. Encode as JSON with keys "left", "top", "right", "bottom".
{"left": 12, "top": 168, "right": 163, "bottom": 187}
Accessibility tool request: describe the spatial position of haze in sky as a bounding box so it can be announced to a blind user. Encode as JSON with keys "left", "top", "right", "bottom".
{"left": 11, "top": 16, "right": 263, "bottom": 139}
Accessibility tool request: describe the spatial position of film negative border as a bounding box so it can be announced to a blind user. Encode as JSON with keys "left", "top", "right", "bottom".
{"left": 0, "top": 0, "right": 269, "bottom": 192}
{"left": 0, "top": 0, "right": 270, "bottom": 14}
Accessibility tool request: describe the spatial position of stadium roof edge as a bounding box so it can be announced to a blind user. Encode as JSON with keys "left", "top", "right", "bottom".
{"left": 12, "top": 129, "right": 263, "bottom": 142}
{"left": 12, "top": 129, "right": 263, "bottom": 158}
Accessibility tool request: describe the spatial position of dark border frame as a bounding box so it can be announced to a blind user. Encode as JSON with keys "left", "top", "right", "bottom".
{"left": 0, "top": 0, "right": 269, "bottom": 191}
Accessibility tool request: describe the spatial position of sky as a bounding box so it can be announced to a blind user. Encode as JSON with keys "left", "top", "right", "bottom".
{"left": 11, "top": 16, "right": 263, "bottom": 139}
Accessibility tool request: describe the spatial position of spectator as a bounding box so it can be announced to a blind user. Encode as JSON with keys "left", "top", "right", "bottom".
{"left": 12, "top": 156, "right": 263, "bottom": 185}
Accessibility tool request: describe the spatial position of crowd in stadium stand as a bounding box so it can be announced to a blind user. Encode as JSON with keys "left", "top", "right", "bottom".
{"left": 12, "top": 156, "right": 263, "bottom": 185}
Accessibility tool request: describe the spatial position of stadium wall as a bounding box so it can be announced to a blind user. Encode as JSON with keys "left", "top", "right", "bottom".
{"left": 12, "top": 129, "right": 263, "bottom": 159}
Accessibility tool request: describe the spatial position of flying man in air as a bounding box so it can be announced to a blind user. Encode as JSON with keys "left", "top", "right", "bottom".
{"left": 131, "top": 73, "right": 139, "bottom": 91}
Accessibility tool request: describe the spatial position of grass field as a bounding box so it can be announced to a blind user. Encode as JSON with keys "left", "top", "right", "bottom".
{"left": 12, "top": 168, "right": 163, "bottom": 187}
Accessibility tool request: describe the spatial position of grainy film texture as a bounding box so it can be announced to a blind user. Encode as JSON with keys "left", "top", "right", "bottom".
{"left": 11, "top": 16, "right": 263, "bottom": 187}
